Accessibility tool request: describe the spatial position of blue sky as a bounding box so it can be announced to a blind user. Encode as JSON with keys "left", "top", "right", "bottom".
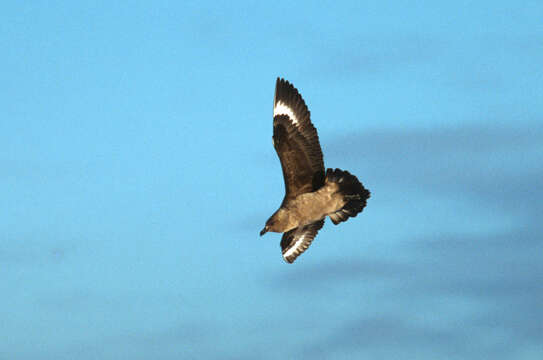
{"left": 2, "top": 1, "right": 543, "bottom": 359}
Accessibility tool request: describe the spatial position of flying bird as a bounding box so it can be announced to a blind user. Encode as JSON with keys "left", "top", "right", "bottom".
{"left": 261, "top": 78, "right": 370, "bottom": 263}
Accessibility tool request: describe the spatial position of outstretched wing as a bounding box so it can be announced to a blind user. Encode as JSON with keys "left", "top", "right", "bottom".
{"left": 273, "top": 78, "right": 325, "bottom": 201}
{"left": 280, "top": 219, "right": 325, "bottom": 263}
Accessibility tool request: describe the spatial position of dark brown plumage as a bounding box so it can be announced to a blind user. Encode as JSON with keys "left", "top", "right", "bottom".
{"left": 272, "top": 79, "right": 325, "bottom": 201}
{"left": 261, "top": 78, "right": 370, "bottom": 263}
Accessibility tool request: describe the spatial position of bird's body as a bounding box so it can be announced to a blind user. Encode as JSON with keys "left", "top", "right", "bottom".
{"left": 266, "top": 180, "right": 348, "bottom": 233}
{"left": 261, "top": 78, "right": 370, "bottom": 263}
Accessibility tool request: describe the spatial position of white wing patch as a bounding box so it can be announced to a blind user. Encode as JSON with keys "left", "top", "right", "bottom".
{"left": 274, "top": 101, "right": 299, "bottom": 125}
{"left": 283, "top": 233, "right": 306, "bottom": 260}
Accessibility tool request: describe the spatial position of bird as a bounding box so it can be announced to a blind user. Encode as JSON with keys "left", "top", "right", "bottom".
{"left": 260, "top": 78, "right": 371, "bottom": 263}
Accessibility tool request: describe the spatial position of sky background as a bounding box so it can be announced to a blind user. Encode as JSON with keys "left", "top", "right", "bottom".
{"left": 2, "top": 1, "right": 543, "bottom": 359}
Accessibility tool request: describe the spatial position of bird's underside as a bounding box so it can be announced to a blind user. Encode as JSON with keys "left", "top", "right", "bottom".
{"left": 261, "top": 78, "right": 370, "bottom": 264}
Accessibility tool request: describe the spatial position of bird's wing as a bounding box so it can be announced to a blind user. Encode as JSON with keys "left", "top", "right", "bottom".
{"left": 280, "top": 219, "right": 325, "bottom": 263}
{"left": 273, "top": 78, "right": 325, "bottom": 201}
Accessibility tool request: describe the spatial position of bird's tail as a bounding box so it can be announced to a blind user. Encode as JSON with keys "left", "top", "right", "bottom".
{"left": 325, "top": 168, "right": 370, "bottom": 225}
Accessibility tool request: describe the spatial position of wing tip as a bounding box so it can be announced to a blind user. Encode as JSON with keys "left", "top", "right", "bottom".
{"left": 282, "top": 254, "right": 295, "bottom": 264}
{"left": 273, "top": 77, "right": 312, "bottom": 131}
{"left": 274, "top": 77, "right": 302, "bottom": 105}
{"left": 279, "top": 220, "right": 324, "bottom": 264}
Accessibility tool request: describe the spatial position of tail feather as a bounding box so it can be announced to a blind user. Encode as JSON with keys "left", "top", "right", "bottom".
{"left": 326, "top": 168, "right": 370, "bottom": 225}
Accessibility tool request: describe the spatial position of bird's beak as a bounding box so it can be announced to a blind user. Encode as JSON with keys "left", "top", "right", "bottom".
{"left": 260, "top": 226, "right": 268, "bottom": 236}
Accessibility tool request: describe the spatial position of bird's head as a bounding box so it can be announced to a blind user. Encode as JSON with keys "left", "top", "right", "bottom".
{"left": 259, "top": 224, "right": 270, "bottom": 236}
{"left": 259, "top": 218, "right": 275, "bottom": 236}
{"left": 260, "top": 209, "right": 289, "bottom": 236}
